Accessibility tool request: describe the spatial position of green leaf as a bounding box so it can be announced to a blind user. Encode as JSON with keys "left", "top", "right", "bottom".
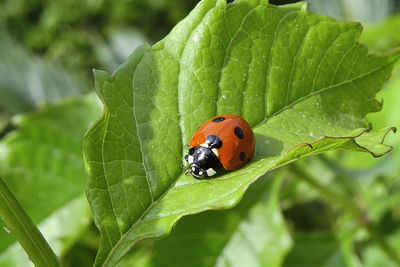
{"left": 118, "top": 173, "right": 291, "bottom": 267}
{"left": 324, "top": 17, "right": 400, "bottom": 170}
{"left": 0, "top": 94, "right": 102, "bottom": 264}
{"left": 0, "top": 33, "right": 83, "bottom": 114}
{"left": 84, "top": 0, "right": 400, "bottom": 265}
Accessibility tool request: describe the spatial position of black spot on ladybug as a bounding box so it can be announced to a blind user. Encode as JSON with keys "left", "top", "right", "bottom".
{"left": 234, "top": 126, "right": 244, "bottom": 139}
{"left": 206, "top": 135, "right": 222, "bottom": 149}
{"left": 212, "top": 117, "right": 225, "bottom": 123}
{"left": 239, "top": 152, "right": 246, "bottom": 161}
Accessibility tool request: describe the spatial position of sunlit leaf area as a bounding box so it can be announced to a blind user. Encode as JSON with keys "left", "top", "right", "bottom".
{"left": 1, "top": 0, "right": 400, "bottom": 266}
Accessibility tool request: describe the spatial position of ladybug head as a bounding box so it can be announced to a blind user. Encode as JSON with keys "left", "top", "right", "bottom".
{"left": 184, "top": 146, "right": 223, "bottom": 179}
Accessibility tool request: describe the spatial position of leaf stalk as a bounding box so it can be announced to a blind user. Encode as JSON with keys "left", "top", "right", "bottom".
{"left": 0, "top": 175, "right": 60, "bottom": 267}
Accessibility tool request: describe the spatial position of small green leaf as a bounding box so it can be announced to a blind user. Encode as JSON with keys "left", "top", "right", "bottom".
{"left": 84, "top": 0, "right": 400, "bottom": 265}
{"left": 0, "top": 94, "right": 102, "bottom": 263}
{"left": 118, "top": 174, "right": 291, "bottom": 267}
{"left": 351, "top": 127, "right": 396, "bottom": 157}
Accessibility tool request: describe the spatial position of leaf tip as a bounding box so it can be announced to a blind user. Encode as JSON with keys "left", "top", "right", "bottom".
{"left": 354, "top": 127, "right": 397, "bottom": 158}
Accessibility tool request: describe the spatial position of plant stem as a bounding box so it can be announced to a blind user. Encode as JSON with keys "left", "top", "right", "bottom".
{"left": 289, "top": 162, "right": 400, "bottom": 265}
{"left": 0, "top": 176, "right": 60, "bottom": 267}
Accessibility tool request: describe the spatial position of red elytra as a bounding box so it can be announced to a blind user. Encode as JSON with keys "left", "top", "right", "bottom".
{"left": 187, "top": 114, "right": 255, "bottom": 177}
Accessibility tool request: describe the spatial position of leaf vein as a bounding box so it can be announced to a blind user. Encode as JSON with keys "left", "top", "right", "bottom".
{"left": 285, "top": 19, "right": 324, "bottom": 107}
{"left": 264, "top": 10, "right": 298, "bottom": 118}
{"left": 217, "top": 5, "right": 257, "bottom": 115}
{"left": 255, "top": 61, "right": 394, "bottom": 128}
{"left": 310, "top": 28, "right": 353, "bottom": 93}
{"left": 328, "top": 41, "right": 357, "bottom": 87}
{"left": 100, "top": 113, "right": 123, "bottom": 237}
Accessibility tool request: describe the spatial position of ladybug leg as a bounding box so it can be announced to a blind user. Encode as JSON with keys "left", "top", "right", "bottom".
{"left": 180, "top": 163, "right": 191, "bottom": 175}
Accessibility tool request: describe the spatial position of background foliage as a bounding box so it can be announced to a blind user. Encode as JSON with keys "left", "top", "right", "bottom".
{"left": 0, "top": 0, "right": 400, "bottom": 266}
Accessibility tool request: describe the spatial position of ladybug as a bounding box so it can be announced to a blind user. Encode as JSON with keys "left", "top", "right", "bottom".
{"left": 184, "top": 114, "right": 255, "bottom": 179}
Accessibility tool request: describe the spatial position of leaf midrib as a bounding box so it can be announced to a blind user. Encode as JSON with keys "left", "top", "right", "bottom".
{"left": 101, "top": 3, "right": 219, "bottom": 266}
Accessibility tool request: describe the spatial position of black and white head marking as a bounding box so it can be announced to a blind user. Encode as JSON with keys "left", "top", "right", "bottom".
{"left": 184, "top": 146, "right": 223, "bottom": 179}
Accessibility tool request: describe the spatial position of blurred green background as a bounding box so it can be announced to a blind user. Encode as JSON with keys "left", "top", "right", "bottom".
{"left": 1, "top": 0, "right": 400, "bottom": 266}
